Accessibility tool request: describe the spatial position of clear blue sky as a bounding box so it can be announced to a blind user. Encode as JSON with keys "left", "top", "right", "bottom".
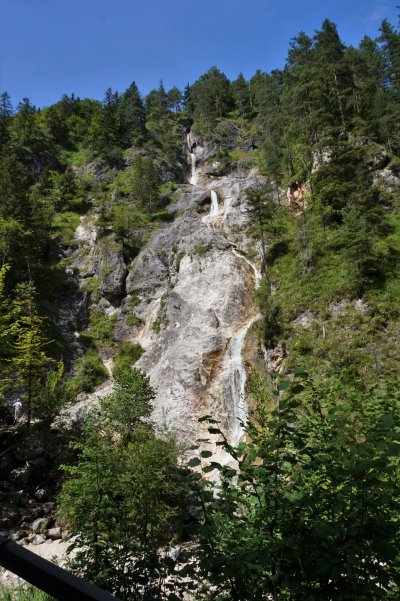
{"left": 1, "top": 0, "right": 398, "bottom": 108}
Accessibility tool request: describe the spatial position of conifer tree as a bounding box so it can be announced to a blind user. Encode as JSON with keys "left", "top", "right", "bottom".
{"left": 379, "top": 18, "right": 400, "bottom": 92}
{"left": 166, "top": 85, "right": 183, "bottom": 113}
{"left": 191, "top": 67, "right": 233, "bottom": 127}
{"left": 59, "top": 369, "right": 188, "bottom": 600}
{"left": 0, "top": 92, "right": 13, "bottom": 148}
{"left": 118, "top": 81, "right": 146, "bottom": 147}
{"left": 231, "top": 73, "right": 251, "bottom": 117}
{"left": 11, "top": 282, "right": 52, "bottom": 426}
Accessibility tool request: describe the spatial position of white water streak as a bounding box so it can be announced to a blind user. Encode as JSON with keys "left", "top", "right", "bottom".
{"left": 190, "top": 154, "right": 197, "bottom": 185}
{"left": 210, "top": 190, "right": 219, "bottom": 216}
{"left": 226, "top": 251, "right": 262, "bottom": 445}
{"left": 231, "top": 248, "right": 262, "bottom": 288}
{"left": 227, "top": 313, "right": 261, "bottom": 446}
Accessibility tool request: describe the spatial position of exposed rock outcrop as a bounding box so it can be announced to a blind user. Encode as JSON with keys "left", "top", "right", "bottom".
{"left": 94, "top": 237, "right": 127, "bottom": 303}
{"left": 120, "top": 156, "right": 264, "bottom": 447}
{"left": 63, "top": 135, "right": 265, "bottom": 452}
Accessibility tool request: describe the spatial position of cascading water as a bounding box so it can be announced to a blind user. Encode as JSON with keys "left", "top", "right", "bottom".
{"left": 187, "top": 134, "right": 198, "bottom": 186}
{"left": 190, "top": 153, "right": 198, "bottom": 186}
{"left": 187, "top": 129, "right": 261, "bottom": 447}
{"left": 210, "top": 190, "right": 219, "bottom": 216}
{"left": 223, "top": 251, "right": 262, "bottom": 445}
{"left": 225, "top": 312, "right": 261, "bottom": 446}
{"left": 232, "top": 248, "right": 262, "bottom": 287}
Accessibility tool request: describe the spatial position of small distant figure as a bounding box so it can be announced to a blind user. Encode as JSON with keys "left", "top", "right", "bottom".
{"left": 13, "top": 400, "right": 23, "bottom": 424}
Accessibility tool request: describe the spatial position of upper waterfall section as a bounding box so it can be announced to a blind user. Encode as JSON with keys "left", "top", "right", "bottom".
{"left": 187, "top": 133, "right": 198, "bottom": 186}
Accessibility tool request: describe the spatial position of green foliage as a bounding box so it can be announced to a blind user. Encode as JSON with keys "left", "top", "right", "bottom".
{"left": 118, "top": 81, "right": 146, "bottom": 147}
{"left": 255, "top": 277, "right": 282, "bottom": 346}
{"left": 189, "top": 372, "right": 400, "bottom": 600}
{"left": 190, "top": 67, "right": 234, "bottom": 129}
{"left": 51, "top": 211, "right": 80, "bottom": 246}
{"left": 113, "top": 341, "right": 143, "bottom": 372}
{"left": 59, "top": 369, "right": 189, "bottom": 600}
{"left": 129, "top": 155, "right": 161, "bottom": 211}
{"left": 11, "top": 282, "right": 53, "bottom": 426}
{"left": 71, "top": 349, "right": 108, "bottom": 393}
{"left": 82, "top": 276, "right": 100, "bottom": 301}
{"left": 36, "top": 361, "right": 73, "bottom": 426}
{"left": 0, "top": 584, "right": 55, "bottom": 601}
{"left": 81, "top": 309, "right": 116, "bottom": 349}
{"left": 90, "top": 87, "right": 123, "bottom": 164}
{"left": 101, "top": 368, "right": 154, "bottom": 436}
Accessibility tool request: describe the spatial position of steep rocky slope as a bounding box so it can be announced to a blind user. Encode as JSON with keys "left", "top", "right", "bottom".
{"left": 69, "top": 133, "right": 264, "bottom": 450}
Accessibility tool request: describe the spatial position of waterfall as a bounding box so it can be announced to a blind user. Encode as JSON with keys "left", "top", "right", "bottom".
{"left": 200, "top": 187, "right": 262, "bottom": 447}
{"left": 231, "top": 248, "right": 262, "bottom": 287}
{"left": 189, "top": 153, "right": 198, "bottom": 186}
{"left": 225, "top": 251, "right": 262, "bottom": 445}
{"left": 210, "top": 190, "right": 219, "bottom": 216}
{"left": 227, "top": 313, "right": 261, "bottom": 446}
{"left": 187, "top": 133, "right": 198, "bottom": 186}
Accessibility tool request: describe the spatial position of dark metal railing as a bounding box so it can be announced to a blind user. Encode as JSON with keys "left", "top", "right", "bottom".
{"left": 0, "top": 535, "right": 121, "bottom": 601}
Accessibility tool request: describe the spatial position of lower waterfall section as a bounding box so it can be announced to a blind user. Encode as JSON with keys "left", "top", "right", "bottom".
{"left": 224, "top": 313, "right": 261, "bottom": 446}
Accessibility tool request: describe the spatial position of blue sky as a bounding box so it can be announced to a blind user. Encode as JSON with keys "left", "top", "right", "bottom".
{"left": 1, "top": 0, "right": 398, "bottom": 108}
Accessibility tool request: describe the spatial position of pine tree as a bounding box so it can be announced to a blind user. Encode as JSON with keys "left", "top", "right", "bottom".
{"left": 379, "top": 18, "right": 400, "bottom": 92}
{"left": 130, "top": 155, "right": 161, "bottom": 211}
{"left": 145, "top": 81, "right": 169, "bottom": 119}
{"left": 231, "top": 73, "right": 251, "bottom": 117}
{"left": 191, "top": 67, "right": 233, "bottom": 127}
{"left": 313, "top": 19, "right": 350, "bottom": 130}
{"left": 118, "top": 81, "right": 146, "bottom": 147}
{"left": 167, "top": 86, "right": 183, "bottom": 113}
{"left": 0, "top": 92, "right": 13, "bottom": 148}
{"left": 11, "top": 282, "right": 52, "bottom": 426}
{"left": 90, "top": 88, "right": 122, "bottom": 161}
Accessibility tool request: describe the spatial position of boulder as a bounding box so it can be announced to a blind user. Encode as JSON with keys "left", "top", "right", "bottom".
{"left": 32, "top": 518, "right": 47, "bottom": 533}
{"left": 47, "top": 527, "right": 62, "bottom": 540}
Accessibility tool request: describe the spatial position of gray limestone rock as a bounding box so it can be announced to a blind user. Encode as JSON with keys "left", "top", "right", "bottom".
{"left": 293, "top": 311, "right": 316, "bottom": 328}
{"left": 32, "top": 518, "right": 48, "bottom": 533}
{"left": 47, "top": 527, "right": 62, "bottom": 540}
{"left": 373, "top": 166, "right": 400, "bottom": 192}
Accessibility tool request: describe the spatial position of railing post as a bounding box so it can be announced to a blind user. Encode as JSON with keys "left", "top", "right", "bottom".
{"left": 0, "top": 536, "right": 121, "bottom": 601}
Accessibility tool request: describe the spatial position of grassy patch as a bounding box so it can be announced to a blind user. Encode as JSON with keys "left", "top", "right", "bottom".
{"left": 52, "top": 212, "right": 80, "bottom": 246}
{"left": 80, "top": 310, "right": 117, "bottom": 349}
{"left": 113, "top": 342, "right": 144, "bottom": 372}
{"left": 126, "top": 314, "right": 143, "bottom": 328}
{"left": 82, "top": 276, "right": 100, "bottom": 302}
{"left": 68, "top": 146, "right": 93, "bottom": 167}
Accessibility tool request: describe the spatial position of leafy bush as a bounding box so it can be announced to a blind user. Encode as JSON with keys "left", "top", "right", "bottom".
{"left": 113, "top": 342, "right": 144, "bottom": 372}
{"left": 189, "top": 372, "right": 400, "bottom": 600}
{"left": 59, "top": 369, "right": 188, "bottom": 599}
{"left": 81, "top": 310, "right": 117, "bottom": 348}
{"left": 71, "top": 349, "right": 108, "bottom": 393}
{"left": 51, "top": 211, "right": 80, "bottom": 246}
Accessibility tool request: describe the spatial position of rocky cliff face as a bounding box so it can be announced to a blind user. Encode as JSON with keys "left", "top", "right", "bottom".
{"left": 68, "top": 134, "right": 264, "bottom": 451}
